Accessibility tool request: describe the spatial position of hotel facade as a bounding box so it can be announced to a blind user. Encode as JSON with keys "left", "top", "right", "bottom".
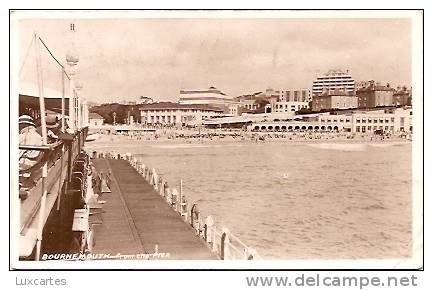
{"left": 312, "top": 69, "right": 355, "bottom": 96}
{"left": 140, "top": 102, "right": 223, "bottom": 126}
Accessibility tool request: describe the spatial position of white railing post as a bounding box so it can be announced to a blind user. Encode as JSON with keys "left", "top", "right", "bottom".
{"left": 171, "top": 188, "right": 178, "bottom": 210}
{"left": 212, "top": 225, "right": 217, "bottom": 252}
{"left": 204, "top": 216, "right": 214, "bottom": 244}
{"left": 159, "top": 179, "right": 164, "bottom": 195}
{"left": 220, "top": 227, "right": 230, "bottom": 260}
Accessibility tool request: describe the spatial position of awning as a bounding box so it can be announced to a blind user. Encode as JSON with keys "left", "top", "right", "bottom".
{"left": 19, "top": 94, "right": 70, "bottom": 115}
{"left": 19, "top": 82, "right": 71, "bottom": 115}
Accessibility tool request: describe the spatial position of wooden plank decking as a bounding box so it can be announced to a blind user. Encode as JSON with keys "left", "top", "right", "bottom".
{"left": 91, "top": 159, "right": 218, "bottom": 260}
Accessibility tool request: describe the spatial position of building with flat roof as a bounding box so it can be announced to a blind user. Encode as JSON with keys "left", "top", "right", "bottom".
{"left": 270, "top": 101, "right": 309, "bottom": 114}
{"left": 318, "top": 108, "right": 412, "bottom": 133}
{"left": 312, "top": 69, "right": 355, "bottom": 96}
{"left": 248, "top": 107, "right": 412, "bottom": 134}
{"left": 278, "top": 88, "right": 311, "bottom": 102}
{"left": 139, "top": 102, "right": 224, "bottom": 126}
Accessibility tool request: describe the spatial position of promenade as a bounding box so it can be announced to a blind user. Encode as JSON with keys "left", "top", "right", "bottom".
{"left": 91, "top": 158, "right": 218, "bottom": 260}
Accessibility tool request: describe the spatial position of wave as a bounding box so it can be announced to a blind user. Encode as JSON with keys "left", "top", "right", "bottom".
{"left": 368, "top": 142, "right": 407, "bottom": 148}
{"left": 150, "top": 144, "right": 218, "bottom": 149}
{"left": 307, "top": 143, "right": 367, "bottom": 152}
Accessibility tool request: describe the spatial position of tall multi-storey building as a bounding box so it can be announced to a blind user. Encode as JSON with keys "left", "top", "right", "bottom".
{"left": 312, "top": 69, "right": 355, "bottom": 96}
{"left": 277, "top": 88, "right": 311, "bottom": 102}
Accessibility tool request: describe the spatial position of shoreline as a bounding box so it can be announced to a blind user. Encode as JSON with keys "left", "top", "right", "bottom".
{"left": 85, "top": 132, "right": 411, "bottom": 148}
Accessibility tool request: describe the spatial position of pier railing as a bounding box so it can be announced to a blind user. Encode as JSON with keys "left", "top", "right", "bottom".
{"left": 19, "top": 128, "right": 89, "bottom": 259}
{"left": 93, "top": 151, "right": 260, "bottom": 260}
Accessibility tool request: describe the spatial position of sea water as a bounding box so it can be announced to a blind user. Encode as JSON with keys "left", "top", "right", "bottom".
{"left": 86, "top": 138, "right": 412, "bottom": 259}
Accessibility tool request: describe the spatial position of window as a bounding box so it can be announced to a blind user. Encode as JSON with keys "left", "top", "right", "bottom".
{"left": 356, "top": 126, "right": 360, "bottom": 132}
{"left": 374, "top": 119, "right": 378, "bottom": 123}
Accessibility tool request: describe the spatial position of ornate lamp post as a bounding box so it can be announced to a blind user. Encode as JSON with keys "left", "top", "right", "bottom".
{"left": 75, "top": 81, "right": 83, "bottom": 129}
{"left": 66, "top": 47, "right": 79, "bottom": 132}
{"left": 66, "top": 22, "right": 79, "bottom": 132}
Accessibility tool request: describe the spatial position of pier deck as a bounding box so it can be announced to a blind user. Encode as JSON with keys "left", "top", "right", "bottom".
{"left": 91, "top": 159, "right": 218, "bottom": 260}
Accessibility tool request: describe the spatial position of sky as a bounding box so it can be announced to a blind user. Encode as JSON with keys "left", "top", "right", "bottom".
{"left": 15, "top": 15, "right": 412, "bottom": 103}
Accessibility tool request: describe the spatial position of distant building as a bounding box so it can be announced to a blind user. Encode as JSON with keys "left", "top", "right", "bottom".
{"left": 355, "top": 80, "right": 371, "bottom": 91}
{"left": 318, "top": 108, "right": 412, "bottom": 134}
{"left": 393, "top": 86, "right": 412, "bottom": 107}
{"left": 248, "top": 107, "right": 412, "bottom": 134}
{"left": 139, "top": 102, "right": 224, "bottom": 126}
{"left": 277, "top": 88, "right": 311, "bottom": 102}
{"left": 356, "top": 81, "right": 395, "bottom": 108}
{"left": 312, "top": 69, "right": 355, "bottom": 96}
{"left": 138, "top": 96, "right": 154, "bottom": 104}
{"left": 312, "top": 88, "right": 358, "bottom": 112}
{"left": 233, "top": 93, "right": 262, "bottom": 111}
{"left": 179, "top": 86, "right": 237, "bottom": 115}
{"left": 270, "top": 100, "right": 309, "bottom": 114}
{"left": 88, "top": 112, "right": 104, "bottom": 127}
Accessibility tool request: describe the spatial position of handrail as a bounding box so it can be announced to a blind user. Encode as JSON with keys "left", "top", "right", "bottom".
{"left": 95, "top": 151, "right": 260, "bottom": 260}
{"left": 19, "top": 142, "right": 62, "bottom": 151}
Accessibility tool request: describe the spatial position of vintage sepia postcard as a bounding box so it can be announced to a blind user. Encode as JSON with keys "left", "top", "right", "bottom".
{"left": 9, "top": 9, "right": 423, "bottom": 270}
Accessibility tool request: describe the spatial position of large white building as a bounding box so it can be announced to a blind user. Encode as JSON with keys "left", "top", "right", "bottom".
{"left": 179, "top": 86, "right": 238, "bottom": 115}
{"left": 312, "top": 69, "right": 355, "bottom": 96}
{"left": 140, "top": 102, "right": 224, "bottom": 126}
{"left": 270, "top": 101, "right": 309, "bottom": 114}
{"left": 248, "top": 108, "right": 412, "bottom": 134}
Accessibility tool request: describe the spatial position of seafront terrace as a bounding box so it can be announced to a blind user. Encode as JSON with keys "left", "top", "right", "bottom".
{"left": 248, "top": 121, "right": 343, "bottom": 132}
